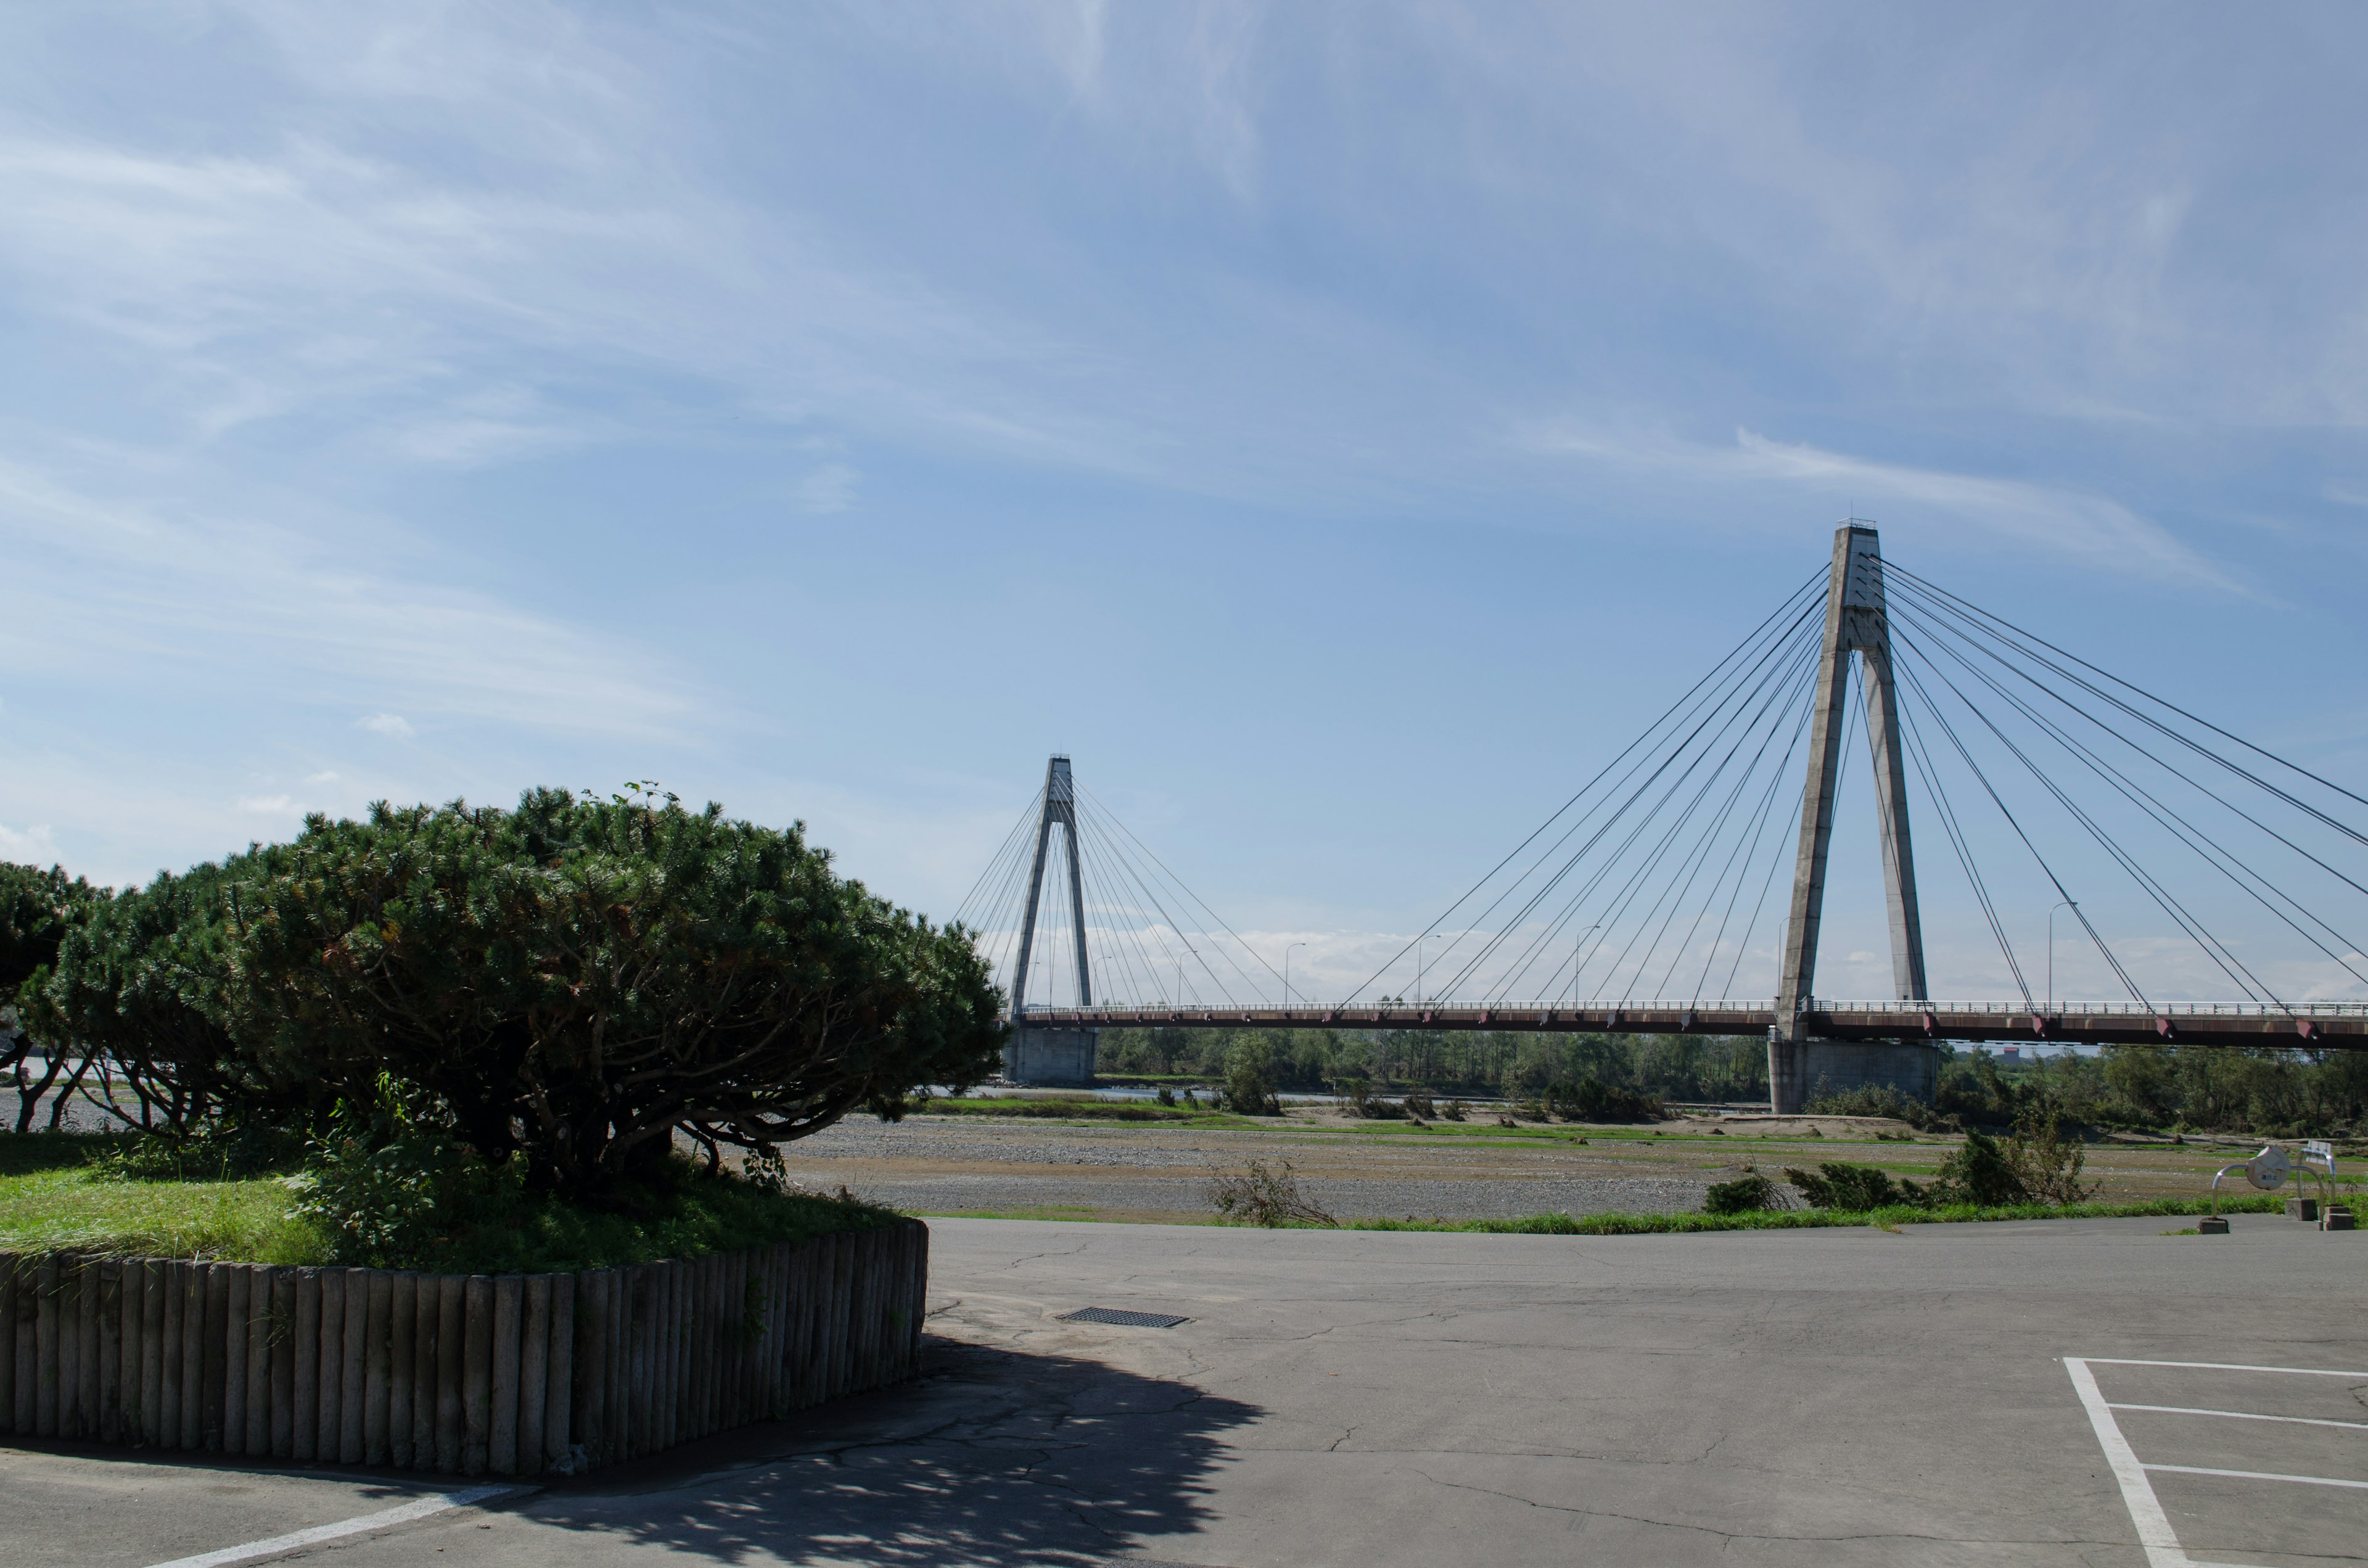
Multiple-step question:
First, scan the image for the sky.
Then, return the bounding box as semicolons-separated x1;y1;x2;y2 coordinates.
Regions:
2;2;2365;1006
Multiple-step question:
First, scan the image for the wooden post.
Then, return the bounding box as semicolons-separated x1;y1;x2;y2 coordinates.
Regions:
462;1275;493;1476
411;1272;439;1467
245;1267;274;1456
76;1256;102;1437
99;1260;126;1443
570;1270;605;1466
434;1274;466;1473
363;1270;393;1466
490;1274;522;1476
158;1259;187;1449
517;1276;549;1476
388;1273;416;1469
313;1268;344;1460
339;1269;368;1464
34;1254;60;1437
269;1268;298;1459
201;1263;230;1450
627;1266;652;1460
543;1272;574;1473
221;1266;249;1453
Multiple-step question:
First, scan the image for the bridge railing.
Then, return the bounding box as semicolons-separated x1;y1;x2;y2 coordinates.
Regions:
1020;997;2368;1018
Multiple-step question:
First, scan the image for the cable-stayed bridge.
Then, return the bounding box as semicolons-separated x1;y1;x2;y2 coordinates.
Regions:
956;523;2368;1107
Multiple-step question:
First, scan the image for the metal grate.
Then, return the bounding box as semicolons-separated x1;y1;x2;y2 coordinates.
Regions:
1059;1306;1190;1329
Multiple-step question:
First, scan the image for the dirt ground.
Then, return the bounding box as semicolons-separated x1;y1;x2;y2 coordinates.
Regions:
773;1107;2348;1224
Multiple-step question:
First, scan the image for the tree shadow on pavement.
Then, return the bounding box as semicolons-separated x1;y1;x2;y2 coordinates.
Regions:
527;1335;1260;1567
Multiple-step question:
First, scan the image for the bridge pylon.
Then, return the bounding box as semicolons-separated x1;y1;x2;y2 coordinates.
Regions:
1770;523;1936;1113
1005;755;1100;1086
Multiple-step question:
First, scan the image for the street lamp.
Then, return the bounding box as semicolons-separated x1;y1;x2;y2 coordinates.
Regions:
1418;932;1444;1006
1568;924;1603;1003
1284;941;1307;1011
1175;946;1198;1007
2048;901;2078;1012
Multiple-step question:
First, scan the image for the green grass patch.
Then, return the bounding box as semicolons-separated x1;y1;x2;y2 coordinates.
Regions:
1341;1195;2299;1236
921;1096;1248;1125
0;1130;901;1273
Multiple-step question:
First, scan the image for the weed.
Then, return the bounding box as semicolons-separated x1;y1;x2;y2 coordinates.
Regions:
1207;1159;1338;1228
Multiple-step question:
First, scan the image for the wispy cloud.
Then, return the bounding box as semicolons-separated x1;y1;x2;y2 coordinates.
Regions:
1523;423;2236;591
357;713;416;739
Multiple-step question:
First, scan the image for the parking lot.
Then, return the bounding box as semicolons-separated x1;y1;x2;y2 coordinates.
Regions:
6;1211;2362;1567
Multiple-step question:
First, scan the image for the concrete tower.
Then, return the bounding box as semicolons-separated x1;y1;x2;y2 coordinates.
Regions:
1005;755;1099;1085
1769;523;1935;1112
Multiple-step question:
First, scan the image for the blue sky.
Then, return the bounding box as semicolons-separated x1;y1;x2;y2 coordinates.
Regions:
2;3;2364;1004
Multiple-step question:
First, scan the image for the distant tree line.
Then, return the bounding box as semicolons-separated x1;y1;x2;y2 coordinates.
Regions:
1105;1024;2368;1136
1097;1025;1770;1104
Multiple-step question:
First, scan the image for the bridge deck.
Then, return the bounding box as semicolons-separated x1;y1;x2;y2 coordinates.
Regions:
1011;1001;2367;1048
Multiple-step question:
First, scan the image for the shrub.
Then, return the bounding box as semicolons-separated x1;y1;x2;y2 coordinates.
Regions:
41;790;1005;1201
1928;1127;2028;1206
1207;1159;1336;1227
1803;1082;1945;1131
1703;1173;1785;1214
1;862;103;1133
1548;1077;1661;1122
1783;1162;1932;1210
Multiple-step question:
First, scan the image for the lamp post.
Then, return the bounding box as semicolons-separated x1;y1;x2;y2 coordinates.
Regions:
1284;941;1307;1011
1176;946;1198;1008
1569;924;1603;1003
1418;933;1442;1007
2048;901;2078;1013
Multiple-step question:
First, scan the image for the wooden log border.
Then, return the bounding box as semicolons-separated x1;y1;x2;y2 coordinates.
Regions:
0;1221;927;1477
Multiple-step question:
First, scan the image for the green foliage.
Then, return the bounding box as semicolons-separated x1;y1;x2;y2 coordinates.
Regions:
1222;1037;1282;1115
87;789;1007;1199
1547;1077;1662;1122
0;861;103;1133
1346;1193;2298;1237
1804;1081;1947;1131
1096;1025;1766;1102
1783;1162;1931;1210
1703;1173;1785;1214
43;866;242;1136
1930;1126;2028;1206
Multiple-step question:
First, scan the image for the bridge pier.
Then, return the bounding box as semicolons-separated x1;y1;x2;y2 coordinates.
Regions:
1769;1033;1937;1114
1005;1025;1099;1087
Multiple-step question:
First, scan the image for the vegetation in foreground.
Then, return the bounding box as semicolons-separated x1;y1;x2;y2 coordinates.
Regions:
0;1128;897;1273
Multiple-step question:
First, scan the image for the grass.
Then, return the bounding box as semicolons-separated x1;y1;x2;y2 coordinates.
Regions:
922;1095;1251;1125
1337;1194;2303;1235
0;1131;903;1274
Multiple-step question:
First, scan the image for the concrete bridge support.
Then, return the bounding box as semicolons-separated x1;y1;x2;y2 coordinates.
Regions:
1771;523;1934;1114
1005;1025;1100;1087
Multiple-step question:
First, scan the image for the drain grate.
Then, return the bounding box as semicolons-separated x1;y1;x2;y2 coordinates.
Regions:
1059;1306;1190;1329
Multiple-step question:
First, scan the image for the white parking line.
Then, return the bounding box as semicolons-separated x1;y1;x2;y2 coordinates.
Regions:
2110;1402;2368;1433
2066;1358;2195;1568
2142;1463;2368;1491
139;1485;530;1568
2082;1358;2368;1379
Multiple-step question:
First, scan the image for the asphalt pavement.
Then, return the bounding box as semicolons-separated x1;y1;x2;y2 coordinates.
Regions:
6;1212;2362;1567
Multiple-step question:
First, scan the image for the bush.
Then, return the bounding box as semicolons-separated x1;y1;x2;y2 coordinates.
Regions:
1783;1162;1932;1210
1223;1040;1281;1115
1;862;103;1133
1548;1077;1661;1122
1804;1082;1946;1131
1703;1173;1785;1214
1207;1159;1336;1227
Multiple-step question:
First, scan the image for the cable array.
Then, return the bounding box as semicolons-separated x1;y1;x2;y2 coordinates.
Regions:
963;549;2368;1015
956;777;1285;1012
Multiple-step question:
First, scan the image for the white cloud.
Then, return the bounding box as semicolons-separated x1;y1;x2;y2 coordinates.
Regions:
304;769;340;784
0;821;60;863
358;712;416;738
1523;423;2235;591
794;462;860;515
236;794;299;815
